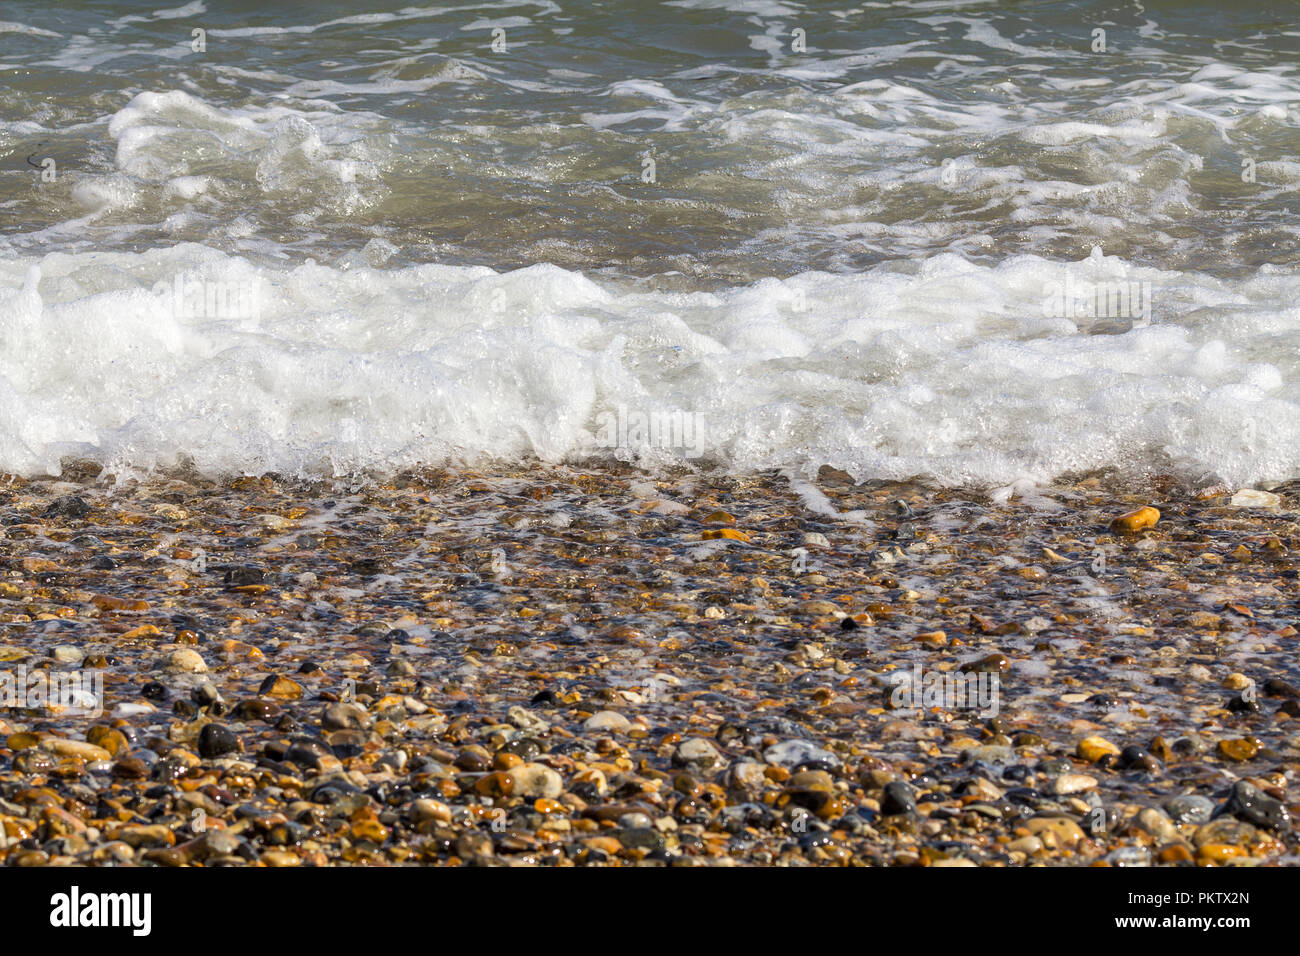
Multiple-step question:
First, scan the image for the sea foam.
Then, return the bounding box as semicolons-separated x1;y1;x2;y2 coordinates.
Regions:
1;244;1297;485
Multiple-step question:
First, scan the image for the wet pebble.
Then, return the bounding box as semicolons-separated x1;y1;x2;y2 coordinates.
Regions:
673;737;723;770
321;703;371;731
197;724;239;759
1164;795;1215;826
1215;781;1290;831
164;649;207;674
763;739;840;770
584;711;630;734
880;781;917;816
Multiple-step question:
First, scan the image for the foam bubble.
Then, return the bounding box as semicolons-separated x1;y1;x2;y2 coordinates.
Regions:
0;246;1297;486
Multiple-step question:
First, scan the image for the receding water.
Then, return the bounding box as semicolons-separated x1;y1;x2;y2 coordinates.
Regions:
0;1;1298;483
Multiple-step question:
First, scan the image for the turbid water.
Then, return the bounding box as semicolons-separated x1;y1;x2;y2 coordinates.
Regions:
0;0;1298;485
2;3;1300;873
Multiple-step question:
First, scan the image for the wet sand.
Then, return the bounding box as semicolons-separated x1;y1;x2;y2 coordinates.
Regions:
0;464;1297;866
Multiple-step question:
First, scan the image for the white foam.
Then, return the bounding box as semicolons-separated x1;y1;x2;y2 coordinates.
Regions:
0;20;61;37
663;0;803;15
0;246;1297;485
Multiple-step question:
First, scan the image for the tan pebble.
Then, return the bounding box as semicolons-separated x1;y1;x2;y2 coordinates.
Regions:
607;625;645;642
1111;506;1159;532
1076;735;1121;762
584;711;630;733
1052;773;1098;795
119;624;161;640
409;799;452;825
39;738;112;762
701;528;751;542
86;727;129;757
110;824;175;848
1006;835;1042;855
220;639;263;661
795;600;837;616
164;648;207;673
0;816;34;840
509;763;564;799
261;675;303;699
915;630;947;648
91;594;150;612
261;849;301;867
493;751;524;770
787;770;835;793
350;817;390;844
1158;843;1194;864
1024;817;1086;849
1230;489;1281;510
1217;738;1261;762
967;777;1004;801
1136;807;1179;844
1197;843;1249;865
572;768;608;796
582;836;624;855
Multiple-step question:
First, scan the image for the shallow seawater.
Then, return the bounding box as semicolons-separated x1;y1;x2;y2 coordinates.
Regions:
2;467;1298;865
0;1;1298;485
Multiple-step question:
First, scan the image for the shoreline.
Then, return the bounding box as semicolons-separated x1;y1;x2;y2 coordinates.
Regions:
0;466;1297;866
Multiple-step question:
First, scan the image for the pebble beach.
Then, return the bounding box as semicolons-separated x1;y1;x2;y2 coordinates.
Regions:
2;0;1298;885
0;464;1296;867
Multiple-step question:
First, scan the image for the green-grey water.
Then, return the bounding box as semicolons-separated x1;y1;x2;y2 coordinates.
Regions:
0;1;1297;483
